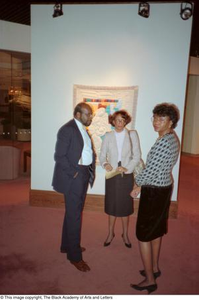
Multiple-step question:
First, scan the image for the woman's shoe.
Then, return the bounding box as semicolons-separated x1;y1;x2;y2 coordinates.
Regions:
139;269;161;279
121;234;132;248
130;283;157;294
104;234;115;247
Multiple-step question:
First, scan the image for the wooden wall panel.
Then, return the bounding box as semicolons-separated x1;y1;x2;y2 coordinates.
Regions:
30;189;178;218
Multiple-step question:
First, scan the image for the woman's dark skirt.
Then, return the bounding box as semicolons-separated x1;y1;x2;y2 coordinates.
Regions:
136;185;173;242
105;173;134;217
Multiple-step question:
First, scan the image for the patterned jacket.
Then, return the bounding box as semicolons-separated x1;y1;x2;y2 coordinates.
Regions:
136;132;180;187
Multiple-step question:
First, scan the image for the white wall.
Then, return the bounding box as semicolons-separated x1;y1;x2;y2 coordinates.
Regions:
31;4;192;200
0;20;31;53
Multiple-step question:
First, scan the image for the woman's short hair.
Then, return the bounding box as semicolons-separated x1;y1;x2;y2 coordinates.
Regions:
153;103;180;129
109;110;131;127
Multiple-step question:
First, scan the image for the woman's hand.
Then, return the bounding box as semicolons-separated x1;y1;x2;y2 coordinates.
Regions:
104;163;113;172
130;186;141;198
116;166;128;173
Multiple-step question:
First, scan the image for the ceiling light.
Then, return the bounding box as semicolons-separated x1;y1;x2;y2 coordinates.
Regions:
180;2;194;20
138;2;150;18
52;2;63;18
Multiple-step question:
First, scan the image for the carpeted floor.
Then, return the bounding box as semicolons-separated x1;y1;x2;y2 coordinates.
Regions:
0;154;199;295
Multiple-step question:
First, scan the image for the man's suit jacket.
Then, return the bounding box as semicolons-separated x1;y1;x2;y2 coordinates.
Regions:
52;119;95;194
99;128;141;174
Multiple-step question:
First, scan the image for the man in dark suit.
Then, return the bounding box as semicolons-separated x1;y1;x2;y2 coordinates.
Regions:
52;102;95;272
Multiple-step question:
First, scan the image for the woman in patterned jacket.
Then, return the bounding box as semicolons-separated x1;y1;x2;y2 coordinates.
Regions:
130;103;180;294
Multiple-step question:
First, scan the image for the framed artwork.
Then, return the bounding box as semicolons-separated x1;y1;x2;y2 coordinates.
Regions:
73;84;139;163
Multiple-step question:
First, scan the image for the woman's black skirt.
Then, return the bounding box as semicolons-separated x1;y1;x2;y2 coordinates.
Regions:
136;185;173;242
105;173;134;217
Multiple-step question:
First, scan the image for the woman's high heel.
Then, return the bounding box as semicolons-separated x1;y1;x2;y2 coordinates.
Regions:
140;269;161;279
121;234;132;248
130;283;157;294
104;234;115;247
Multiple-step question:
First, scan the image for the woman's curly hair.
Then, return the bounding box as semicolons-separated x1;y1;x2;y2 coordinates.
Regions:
153;103;180;129
109;110;131;127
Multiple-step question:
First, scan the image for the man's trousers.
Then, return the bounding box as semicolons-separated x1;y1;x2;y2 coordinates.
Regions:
61;165;90;262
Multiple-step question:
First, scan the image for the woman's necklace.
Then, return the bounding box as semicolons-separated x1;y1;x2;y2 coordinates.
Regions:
157;131;172;141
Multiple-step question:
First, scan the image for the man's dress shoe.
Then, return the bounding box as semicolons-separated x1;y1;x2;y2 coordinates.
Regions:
70;260;90;272
60;246;86;253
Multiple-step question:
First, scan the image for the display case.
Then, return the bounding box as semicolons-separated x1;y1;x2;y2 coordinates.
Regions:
0;50;31;141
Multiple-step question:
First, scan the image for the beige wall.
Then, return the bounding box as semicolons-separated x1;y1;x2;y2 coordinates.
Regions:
189;56;199;75
0;20;30;53
182;57;199;155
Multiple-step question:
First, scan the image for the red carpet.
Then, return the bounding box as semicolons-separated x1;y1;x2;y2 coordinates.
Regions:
0;155;199;295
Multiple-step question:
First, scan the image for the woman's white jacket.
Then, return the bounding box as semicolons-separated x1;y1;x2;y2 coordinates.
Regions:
99;128;141;174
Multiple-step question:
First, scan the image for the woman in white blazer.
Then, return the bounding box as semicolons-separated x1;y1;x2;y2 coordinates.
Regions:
99;110;141;248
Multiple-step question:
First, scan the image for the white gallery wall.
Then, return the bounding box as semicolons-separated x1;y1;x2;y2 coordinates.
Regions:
31;4;192;200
